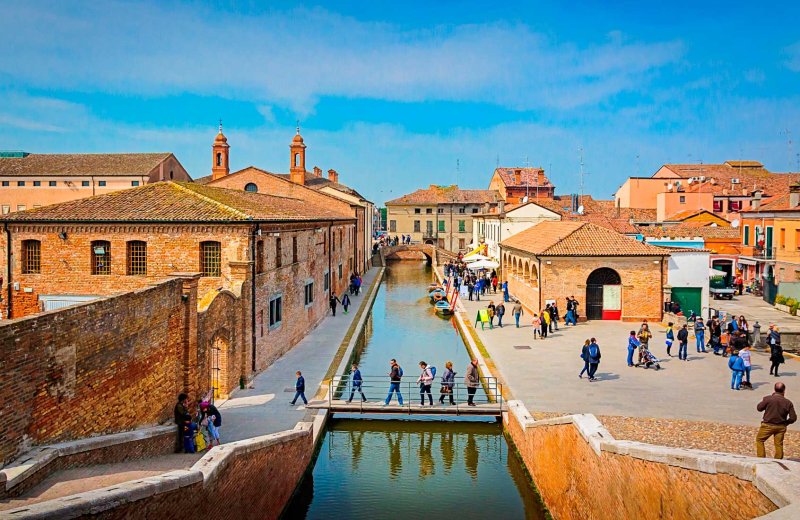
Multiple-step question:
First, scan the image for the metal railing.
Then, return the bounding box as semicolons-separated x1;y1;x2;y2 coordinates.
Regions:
328;375;503;414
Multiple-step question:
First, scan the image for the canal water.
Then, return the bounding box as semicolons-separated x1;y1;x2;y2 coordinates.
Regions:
283;261;548;519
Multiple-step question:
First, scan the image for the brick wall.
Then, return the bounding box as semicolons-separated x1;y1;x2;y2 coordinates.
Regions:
0;279;190;465
505;412;776;519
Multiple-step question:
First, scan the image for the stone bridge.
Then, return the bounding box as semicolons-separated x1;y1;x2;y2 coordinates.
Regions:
377;244;458;265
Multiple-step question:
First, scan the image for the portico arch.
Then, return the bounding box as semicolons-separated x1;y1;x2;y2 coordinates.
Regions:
586;268;622;320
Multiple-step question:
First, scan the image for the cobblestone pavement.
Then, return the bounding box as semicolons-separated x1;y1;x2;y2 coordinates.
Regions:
712;293;799;332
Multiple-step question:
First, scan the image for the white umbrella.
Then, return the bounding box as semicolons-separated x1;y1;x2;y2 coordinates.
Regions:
463;254;489;263
468;259;500;270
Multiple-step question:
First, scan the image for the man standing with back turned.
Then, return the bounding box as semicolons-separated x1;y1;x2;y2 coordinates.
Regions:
755;382;797;459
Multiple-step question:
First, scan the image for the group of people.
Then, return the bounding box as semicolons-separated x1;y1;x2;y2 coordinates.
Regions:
382;358;483;406
442;261;511;304
328;272;364;316
173;391;222;453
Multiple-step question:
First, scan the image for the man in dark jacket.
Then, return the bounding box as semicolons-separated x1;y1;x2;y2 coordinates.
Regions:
677;324;689;361
384;359;404;405
290;371;307;406
587;338;601;381
329;293;342;316
174;393;191;453
756;382;797;459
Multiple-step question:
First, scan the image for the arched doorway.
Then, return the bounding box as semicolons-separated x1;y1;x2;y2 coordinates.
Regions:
586;268;622;320
210;333;230;399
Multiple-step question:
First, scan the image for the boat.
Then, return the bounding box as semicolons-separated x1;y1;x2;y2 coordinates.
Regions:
434;300;453;315
427;282;442;291
429;289;446;303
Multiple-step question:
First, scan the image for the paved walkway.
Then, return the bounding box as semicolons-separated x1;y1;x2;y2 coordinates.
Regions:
712;293;799;332
458;293;800;428
218;267;380;442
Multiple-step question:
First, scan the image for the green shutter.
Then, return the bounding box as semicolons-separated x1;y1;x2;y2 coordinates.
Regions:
743;225;749;246
438;220;445;232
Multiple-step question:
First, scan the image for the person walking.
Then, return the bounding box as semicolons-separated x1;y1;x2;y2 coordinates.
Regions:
174;393;192;453
627;331;640;367
439;361;456;405
347;363;367;403
467;280;474;301
465;359;479;406
565;297;576;326
694;318;707;353
740;345;753;387
329;292;342;316
290;371;308;406
417;361;434;406
532;313;540;339
502;280;509;302
496;301;506;328
512;301;524;328
487;302;495;329
491;274;498;294
728;350;745;390
677;324;689;361
384;359;404;405
587;338;601;381
768;325;784;376
755;382;797;459
665;322;675;357
341;293;351;314
550;303;559;331
542;307;551;337
637;323;652;364
579;339;591;378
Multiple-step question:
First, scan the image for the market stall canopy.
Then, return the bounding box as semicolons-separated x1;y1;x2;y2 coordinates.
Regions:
463;254;489;263
468;259;500;270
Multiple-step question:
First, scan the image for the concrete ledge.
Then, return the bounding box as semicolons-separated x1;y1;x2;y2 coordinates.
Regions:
755;460;800;508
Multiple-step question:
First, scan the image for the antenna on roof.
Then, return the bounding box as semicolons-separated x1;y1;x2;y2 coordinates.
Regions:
456;158;460;186
524;155;530;201
296;119;300;134
218;118;223;133
578;147;588;208
783;129;793;172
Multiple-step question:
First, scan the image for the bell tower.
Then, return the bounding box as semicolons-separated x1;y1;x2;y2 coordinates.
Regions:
289;125;306;185
211;121;229;180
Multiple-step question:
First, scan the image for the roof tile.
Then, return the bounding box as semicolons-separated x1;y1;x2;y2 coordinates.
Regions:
0;153;172;177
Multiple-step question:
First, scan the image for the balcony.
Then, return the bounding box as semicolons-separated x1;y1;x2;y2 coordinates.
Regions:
741;245;777;261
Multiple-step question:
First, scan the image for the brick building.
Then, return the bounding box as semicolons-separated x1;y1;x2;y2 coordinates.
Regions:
0;181;356;394
0;151;191;214
488;167;555;203
500;221;669;321
385;185;500;252
195;126;374;273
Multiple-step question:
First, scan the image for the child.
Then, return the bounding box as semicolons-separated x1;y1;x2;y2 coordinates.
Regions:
183;421;197;453
342;293;351;314
665;322;674;357
290;371;307;406
532;314;540;339
627;331;640;367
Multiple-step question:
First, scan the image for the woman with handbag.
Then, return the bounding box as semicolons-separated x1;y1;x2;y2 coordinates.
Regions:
439;361;456;405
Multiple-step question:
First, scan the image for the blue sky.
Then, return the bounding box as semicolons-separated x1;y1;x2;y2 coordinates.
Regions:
1;1;799;205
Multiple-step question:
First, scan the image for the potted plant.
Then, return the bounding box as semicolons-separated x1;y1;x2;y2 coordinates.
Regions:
774;294;792;314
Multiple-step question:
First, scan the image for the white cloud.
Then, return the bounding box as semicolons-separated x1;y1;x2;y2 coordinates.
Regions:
256;105;276;124
0;1;683;111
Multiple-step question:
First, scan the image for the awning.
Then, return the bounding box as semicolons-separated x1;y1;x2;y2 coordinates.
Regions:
737;258;756;266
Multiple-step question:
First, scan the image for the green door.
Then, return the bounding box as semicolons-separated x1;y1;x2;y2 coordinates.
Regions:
765;227;773;258
671;287;702;316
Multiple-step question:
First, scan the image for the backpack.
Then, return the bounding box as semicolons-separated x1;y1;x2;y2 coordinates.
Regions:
589;344;600;360
429;366;437;379
397;366;404;378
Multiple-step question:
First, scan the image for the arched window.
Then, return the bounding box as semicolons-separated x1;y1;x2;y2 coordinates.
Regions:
91;240;111;275
169;170;174;179
126;241;147;275
244;183;258;193
200;241;221;277
21;239;41;274
216;152;222;167
294;153;300;167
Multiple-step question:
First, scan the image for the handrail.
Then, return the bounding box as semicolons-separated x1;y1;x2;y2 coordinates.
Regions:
328;375;503;415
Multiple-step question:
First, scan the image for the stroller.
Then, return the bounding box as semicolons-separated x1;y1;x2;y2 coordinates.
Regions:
639;345;662;370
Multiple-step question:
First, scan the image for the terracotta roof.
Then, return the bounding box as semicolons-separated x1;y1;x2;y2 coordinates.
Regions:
500;221;669;256
663;209;728;223
592;200;658;221
534;195;642;234
0;153;172;177
303;175;369;201
493;167;554;189
659;163;800;198
636;225;740;240
386;185;500;205
0;182;354;223
757;193;796;211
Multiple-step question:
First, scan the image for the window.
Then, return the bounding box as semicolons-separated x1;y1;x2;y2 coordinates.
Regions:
131;181;140;187
1;205;9;214
200;241;221;276
459;207;466;214
743;225;750;245
796;230;800;250
426;208;432;214
91;240;111;275
1;181;8;187
389;220;396;232
276;237;282;268
338;262;343;279
49;181;56;187
269;295;283;328
340;230;343;251
437;208;444;214
256;240;264;273
304;281;314;306
413;220;421;232
459;238;465;249
438;220;445;232
324;269;330;292
292;236;298;263
169;170;174;180
21;240;41;274
780;228;786;248
98;180;106;187
216;153;222;167
426;220;433;234
323;233;327;255
126;241;147;275
81;181;90;187
679;196;686;204
713;200;722;212
414;208;421;214
729;200;742;212
33;181;41;187
17;204;26;211
244;183;258;193
458;220;466;232
17;181;25;187
471;208;478;213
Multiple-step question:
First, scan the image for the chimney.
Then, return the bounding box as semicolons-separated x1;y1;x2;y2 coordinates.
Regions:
514;169;522;185
790;183;800;208
484;202;490;213
498;200;506;213
313;166;322;177
328;169;339;183
752;190;762;211
537;170;545;186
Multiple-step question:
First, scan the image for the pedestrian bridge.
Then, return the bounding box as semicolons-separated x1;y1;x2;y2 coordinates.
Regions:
306;375;506;417
379;244;459;265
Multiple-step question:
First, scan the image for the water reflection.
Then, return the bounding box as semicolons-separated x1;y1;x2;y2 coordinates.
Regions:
386;431;402;480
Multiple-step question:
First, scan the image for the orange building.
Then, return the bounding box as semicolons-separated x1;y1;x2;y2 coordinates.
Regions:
0;151;191;214
489;167;555;203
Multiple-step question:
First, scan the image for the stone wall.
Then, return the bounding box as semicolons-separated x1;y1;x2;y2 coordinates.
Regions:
0;279;190;466
504;402;791;519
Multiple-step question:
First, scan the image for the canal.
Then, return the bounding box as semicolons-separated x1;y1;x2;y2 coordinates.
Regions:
284;261;548;519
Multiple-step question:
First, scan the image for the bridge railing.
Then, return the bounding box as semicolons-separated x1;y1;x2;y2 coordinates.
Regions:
329;374;502;413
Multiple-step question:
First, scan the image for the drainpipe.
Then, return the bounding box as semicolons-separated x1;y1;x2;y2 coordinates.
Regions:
660;256;665;321
250;223;259;373
4;223;11;319
328;222;333;293
537;257;542;312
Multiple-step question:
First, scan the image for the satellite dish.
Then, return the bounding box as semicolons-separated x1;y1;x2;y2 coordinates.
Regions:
731;219;740;228
577;205;585;215
522;196;529;203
